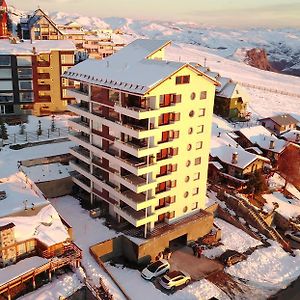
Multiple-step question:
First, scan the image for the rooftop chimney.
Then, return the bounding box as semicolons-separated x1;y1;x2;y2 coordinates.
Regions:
269;140;275;149
232;152;238;164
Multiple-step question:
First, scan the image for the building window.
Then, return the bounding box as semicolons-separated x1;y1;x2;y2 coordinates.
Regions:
200;91;207;100
189;110;195;117
169;164;177;172
175;75;190;85
195;157;202;165
19;80;33;90
175;94;182;103
192;187;199;195
184;192;189;198
0;56;11;66
169;196;176;204
19;92;34;102
0;68;12;79
183;206;188;213
192;202;198;210
173;131;180;139
197;125;204;134
199;108;206;117
171;180;177;188
187;144;192;151
194;172;200;181
167;211;175;219
188;127;193;134
61;54;74;64
171;147;179;156
18;68;32;79
0;81;12;91
17;56;32;66
186;160;191;167
190;92;196;100
196;141;203;150
185;176;190;182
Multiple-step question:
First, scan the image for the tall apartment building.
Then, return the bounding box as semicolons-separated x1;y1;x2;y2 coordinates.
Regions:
65;39;218;237
0;39;75;117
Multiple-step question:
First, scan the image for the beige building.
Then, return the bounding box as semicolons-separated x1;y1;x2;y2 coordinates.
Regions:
65;39;219;237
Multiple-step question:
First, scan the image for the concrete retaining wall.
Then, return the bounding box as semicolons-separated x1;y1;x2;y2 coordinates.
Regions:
36;177;73;198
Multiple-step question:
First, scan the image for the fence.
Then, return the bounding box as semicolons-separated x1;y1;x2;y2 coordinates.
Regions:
237;81;300;99
2;127;70;146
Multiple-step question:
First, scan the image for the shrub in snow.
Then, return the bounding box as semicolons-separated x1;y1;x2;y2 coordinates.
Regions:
0;119;8;140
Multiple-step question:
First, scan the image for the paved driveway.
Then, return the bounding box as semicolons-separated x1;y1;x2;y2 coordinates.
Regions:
169;246;223;280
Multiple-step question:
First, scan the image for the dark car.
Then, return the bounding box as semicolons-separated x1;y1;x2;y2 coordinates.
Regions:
219;250;246;266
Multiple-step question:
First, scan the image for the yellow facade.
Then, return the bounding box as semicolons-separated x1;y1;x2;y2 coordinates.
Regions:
33;51;74;116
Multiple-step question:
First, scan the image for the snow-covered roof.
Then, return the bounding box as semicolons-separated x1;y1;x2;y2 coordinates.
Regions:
191;63;249;101
239;125;288;153
260;114;299;126
21;163;72;183
61;29;85;35
245;146;264;155
0;173;49;218
0;40;76;55
211;143;269;169
209;161;224;170
281;130;300;143
0;204;69;247
0;256;49;286
64;39;219;95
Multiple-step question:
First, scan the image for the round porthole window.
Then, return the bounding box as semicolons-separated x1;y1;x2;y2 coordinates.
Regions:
184;192;189;198
188;127;193;134
183;206;188;213
189;110;195;117
190;92;196;100
186;160;191;167
187;144;192;151
185;176;190;182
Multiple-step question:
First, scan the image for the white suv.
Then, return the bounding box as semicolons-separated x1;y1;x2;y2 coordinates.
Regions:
159;270;191;291
141;259;170;280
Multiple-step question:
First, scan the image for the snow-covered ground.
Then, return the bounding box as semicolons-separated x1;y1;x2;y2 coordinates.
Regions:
22;163;72;182
18;273;84;300
203;218;262;259
263;192;300;219
106;263;230;300
227;242;300;290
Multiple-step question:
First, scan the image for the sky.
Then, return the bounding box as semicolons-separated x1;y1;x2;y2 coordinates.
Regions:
9;0;300;28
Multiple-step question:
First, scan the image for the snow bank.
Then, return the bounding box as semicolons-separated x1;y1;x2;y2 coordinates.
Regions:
227;242;300;289
203;218;262;259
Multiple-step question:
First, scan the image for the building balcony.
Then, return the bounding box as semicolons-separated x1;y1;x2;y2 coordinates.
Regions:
69;118;90;134
37;61;50;67
37;73;50;79
92;128;114;141
68;103;91;119
72;171;91;193
67;88;89;102
69;160;93;181
69;132;90;149
70;146;90;165
117;189;156;211
38;83;51;91
114;103;158;120
114;205;156;227
114;138;157;158
92;157;117;174
91;94;114;107
121;122;158;139
114;172;156;194
91;173;120;199
93;188;118;206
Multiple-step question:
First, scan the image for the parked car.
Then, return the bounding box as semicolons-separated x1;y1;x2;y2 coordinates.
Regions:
141;259;170;280
159;270;191;291
219;250;246;266
285;230;300;243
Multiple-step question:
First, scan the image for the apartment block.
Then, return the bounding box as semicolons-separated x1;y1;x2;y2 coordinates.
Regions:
64;39;218;237
0;39;76;117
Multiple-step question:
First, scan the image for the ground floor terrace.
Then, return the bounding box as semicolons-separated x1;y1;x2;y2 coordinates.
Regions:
0;243;82;300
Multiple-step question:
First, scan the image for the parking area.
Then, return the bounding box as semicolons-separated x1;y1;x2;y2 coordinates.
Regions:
169;246;224;280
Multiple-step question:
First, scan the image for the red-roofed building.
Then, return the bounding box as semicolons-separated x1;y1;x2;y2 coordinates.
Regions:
0;0;8;39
